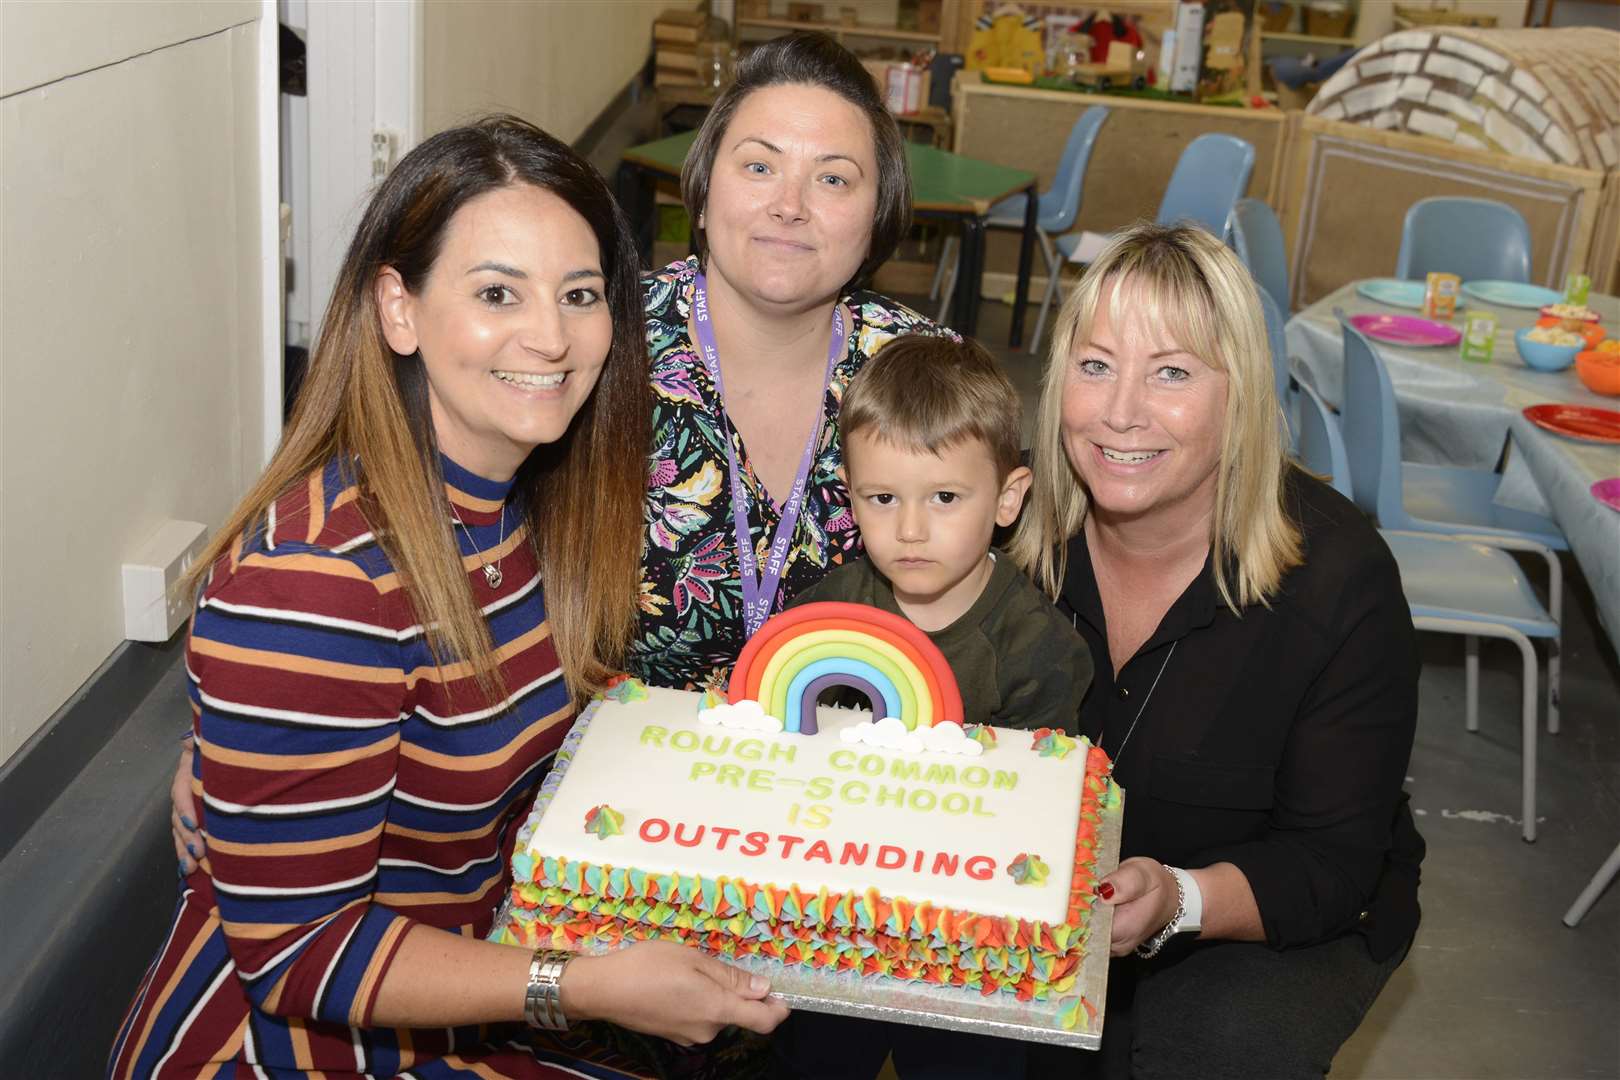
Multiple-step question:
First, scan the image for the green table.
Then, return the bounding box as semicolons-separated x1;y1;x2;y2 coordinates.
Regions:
618;130;1040;345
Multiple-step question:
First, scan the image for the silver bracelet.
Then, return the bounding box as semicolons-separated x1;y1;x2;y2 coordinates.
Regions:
524;947;573;1030
1135;865;1186;960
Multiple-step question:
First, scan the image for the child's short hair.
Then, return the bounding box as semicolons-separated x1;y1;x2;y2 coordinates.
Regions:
840;334;1022;478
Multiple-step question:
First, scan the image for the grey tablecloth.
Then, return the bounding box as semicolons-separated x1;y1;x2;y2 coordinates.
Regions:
1286;283;1620;644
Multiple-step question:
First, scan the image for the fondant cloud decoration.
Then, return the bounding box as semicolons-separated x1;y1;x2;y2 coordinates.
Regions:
839;715;985;757
696;698;784;733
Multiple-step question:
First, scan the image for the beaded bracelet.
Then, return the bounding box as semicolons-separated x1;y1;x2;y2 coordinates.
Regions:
1135;867;1187;960
524;948;573;1030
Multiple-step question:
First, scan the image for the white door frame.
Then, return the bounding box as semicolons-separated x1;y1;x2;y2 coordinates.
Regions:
299;0;423;347
256;0;283;470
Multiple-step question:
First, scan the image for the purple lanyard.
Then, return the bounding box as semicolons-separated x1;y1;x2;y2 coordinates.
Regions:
691;273;848;639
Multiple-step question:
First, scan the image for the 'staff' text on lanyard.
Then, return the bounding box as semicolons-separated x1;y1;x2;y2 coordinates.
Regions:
691;274;848;639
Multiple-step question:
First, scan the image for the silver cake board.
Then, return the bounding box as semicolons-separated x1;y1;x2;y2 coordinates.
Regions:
728;795;1121;1050
501;702;1123;1049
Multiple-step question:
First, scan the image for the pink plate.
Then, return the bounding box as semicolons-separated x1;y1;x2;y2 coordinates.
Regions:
1593;478;1620;512
1524;404;1620;444
1349;313;1462;348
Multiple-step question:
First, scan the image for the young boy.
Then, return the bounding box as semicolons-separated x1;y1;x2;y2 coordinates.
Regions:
798;333;1092;734
773;335;1094;1079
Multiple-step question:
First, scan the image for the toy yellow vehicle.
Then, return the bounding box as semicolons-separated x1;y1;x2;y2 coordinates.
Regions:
1069;40;1148;91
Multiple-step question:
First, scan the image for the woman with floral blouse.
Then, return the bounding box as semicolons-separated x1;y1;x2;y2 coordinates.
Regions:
627;33;955;690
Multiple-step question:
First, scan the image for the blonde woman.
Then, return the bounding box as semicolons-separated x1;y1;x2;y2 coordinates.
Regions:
1010;223;1423;1078
112;117;786;1080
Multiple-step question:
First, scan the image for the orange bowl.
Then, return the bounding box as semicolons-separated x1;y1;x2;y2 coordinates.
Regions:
1576;349;1620;396
1540;305;1602;333
1580;322;1606;349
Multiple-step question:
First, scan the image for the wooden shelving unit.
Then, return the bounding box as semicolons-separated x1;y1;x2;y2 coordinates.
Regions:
734;16;942;46
1261;30;1357;46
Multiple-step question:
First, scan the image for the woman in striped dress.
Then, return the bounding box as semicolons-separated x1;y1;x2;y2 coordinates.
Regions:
108;116;788;1080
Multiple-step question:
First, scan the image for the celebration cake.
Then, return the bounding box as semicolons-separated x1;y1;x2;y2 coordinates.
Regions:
497;603;1119;1014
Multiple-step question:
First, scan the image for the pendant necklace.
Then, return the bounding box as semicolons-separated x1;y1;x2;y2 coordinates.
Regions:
1076;606;1177;773
1108;640;1176;769
453;502;506;590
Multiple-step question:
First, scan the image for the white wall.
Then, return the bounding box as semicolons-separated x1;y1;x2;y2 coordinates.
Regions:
0;1;273;762
422;0;670;142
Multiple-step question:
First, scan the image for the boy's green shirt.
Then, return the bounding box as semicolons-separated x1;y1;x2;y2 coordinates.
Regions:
791;551;1093;735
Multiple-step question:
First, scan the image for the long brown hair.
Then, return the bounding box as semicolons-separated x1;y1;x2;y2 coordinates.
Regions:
184;115;650;700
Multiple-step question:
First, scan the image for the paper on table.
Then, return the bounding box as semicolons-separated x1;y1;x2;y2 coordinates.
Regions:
1066;231;1115;265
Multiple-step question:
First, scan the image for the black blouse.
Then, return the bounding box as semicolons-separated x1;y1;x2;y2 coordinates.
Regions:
1059;470;1424;960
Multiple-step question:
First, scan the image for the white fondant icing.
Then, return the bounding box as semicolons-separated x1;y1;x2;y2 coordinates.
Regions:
525;686;1085;926
697;698;783;732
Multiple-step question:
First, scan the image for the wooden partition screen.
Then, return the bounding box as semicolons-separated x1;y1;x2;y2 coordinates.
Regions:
951;80;1289;283
1278;113;1613;308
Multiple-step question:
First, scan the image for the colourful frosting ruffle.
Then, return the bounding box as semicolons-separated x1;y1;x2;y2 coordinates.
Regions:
965;724;997;749
583;804;624;840
1030;728;1077;760
600;676;650;704
1007;853;1049;886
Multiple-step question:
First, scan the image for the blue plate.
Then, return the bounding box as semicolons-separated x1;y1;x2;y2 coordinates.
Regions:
1356;278;1426;309
1461;280;1564;309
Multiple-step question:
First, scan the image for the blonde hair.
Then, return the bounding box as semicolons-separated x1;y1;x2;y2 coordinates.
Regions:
1009;221;1301;610
840;334;1023;479
182;117;650;702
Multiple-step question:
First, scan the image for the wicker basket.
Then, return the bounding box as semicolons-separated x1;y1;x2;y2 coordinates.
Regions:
1393;4;1498;28
1260;2;1295;33
1306;2;1354;38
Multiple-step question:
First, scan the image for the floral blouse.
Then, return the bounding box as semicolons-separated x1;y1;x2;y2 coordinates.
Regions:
628;256;956;691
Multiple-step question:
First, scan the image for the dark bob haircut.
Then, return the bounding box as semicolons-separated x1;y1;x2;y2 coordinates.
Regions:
679;32;912;289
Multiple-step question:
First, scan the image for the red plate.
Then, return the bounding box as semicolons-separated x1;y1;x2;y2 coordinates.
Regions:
1523;404;1620;444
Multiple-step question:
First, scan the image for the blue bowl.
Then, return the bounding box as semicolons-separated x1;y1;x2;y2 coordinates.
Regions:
1515;328;1581;372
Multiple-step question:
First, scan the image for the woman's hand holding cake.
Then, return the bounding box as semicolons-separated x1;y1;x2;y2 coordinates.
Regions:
559;941;788;1047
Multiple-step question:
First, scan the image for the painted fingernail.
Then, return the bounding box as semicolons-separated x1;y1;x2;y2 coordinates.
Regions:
180;815;195;830
1095;882;1115;900
186;843;200;858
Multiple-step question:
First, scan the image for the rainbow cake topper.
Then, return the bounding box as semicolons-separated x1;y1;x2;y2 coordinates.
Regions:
727;602;965;735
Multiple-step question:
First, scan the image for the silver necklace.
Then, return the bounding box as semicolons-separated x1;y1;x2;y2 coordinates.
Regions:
453;503;506;590
1075;606;1177;772
1108;640;1176;769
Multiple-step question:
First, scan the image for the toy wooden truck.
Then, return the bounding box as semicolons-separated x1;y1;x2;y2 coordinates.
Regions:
1069;40;1148;91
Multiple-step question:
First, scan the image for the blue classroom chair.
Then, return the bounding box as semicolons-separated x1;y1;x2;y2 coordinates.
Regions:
1035;133;1256;353
931;106;1111;350
1337;315;1565;738
1231;197;1290;314
1293;378;1559;843
1395;196;1533;284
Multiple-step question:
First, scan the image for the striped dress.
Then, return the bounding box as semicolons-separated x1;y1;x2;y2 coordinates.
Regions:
108;455;638;1080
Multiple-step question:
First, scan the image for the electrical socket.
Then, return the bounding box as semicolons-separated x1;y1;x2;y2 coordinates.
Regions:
122;520;209;642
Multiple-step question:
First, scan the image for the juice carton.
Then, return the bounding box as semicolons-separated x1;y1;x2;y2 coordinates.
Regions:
1564;272;1592;307
1424;272;1461;320
1459;309;1497;363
